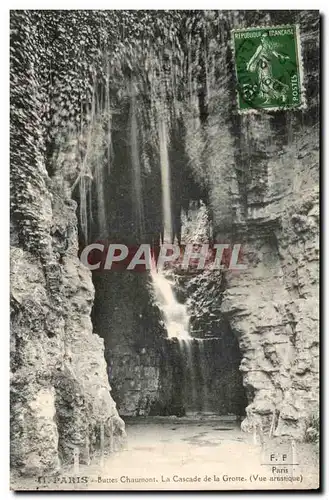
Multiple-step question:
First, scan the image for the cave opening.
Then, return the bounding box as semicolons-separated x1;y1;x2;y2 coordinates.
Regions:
89;268;248;420
68;19;248;422
79;190;248;420
72;121;249;422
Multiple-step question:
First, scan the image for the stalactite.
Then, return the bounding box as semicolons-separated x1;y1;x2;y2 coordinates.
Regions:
12;9;251;251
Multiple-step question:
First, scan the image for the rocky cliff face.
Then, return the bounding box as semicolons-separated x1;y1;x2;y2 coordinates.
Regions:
221;146;319;440
10;87;126;476
10;11;127;476
209;12;319;439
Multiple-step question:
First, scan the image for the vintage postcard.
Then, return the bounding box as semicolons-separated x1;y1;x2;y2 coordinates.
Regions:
10;9;320;491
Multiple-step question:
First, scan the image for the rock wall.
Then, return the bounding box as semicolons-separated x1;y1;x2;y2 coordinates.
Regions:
92;272;166;416
10;172;126;476
210;11;320;439
10;15;125;473
109;346;161;416
220;163;319;440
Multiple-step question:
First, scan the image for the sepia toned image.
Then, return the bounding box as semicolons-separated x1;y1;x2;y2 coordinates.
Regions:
10;9;320;491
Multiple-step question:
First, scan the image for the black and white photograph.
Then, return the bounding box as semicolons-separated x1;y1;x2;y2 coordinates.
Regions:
9;8;320;492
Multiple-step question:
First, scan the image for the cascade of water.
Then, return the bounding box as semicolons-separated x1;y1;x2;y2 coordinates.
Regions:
78;95;96;244
76;83;110;242
150;266;190;339
130;82;144;239
175;338;210;414
94;118;107;238
197;339;210;412
157;112;172;242
79;174;89;243
151;108;190;341
151;108;209;415
181;338;197;410
105;57;112;177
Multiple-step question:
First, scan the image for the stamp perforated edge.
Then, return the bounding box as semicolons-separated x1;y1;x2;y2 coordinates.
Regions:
230;24;307;114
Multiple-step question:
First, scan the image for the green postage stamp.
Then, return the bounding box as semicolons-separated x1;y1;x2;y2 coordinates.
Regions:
232;25;304;112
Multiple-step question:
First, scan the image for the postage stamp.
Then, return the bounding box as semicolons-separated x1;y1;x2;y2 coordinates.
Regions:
232;25;304;112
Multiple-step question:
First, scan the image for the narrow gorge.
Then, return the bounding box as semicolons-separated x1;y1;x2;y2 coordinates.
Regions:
10;10;319;479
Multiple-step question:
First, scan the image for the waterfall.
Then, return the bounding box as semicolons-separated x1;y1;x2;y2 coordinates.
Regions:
152;108;190;341
130;82;144;239
179;339;210;413
157;112;172;242
150;267;190;340
151;264;203;413
150;259;207;413
150;110;209;415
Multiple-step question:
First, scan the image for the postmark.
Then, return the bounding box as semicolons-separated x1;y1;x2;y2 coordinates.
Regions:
232;25;304;112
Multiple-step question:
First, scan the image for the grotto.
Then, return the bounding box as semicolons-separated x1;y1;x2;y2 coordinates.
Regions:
10;9;319;486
